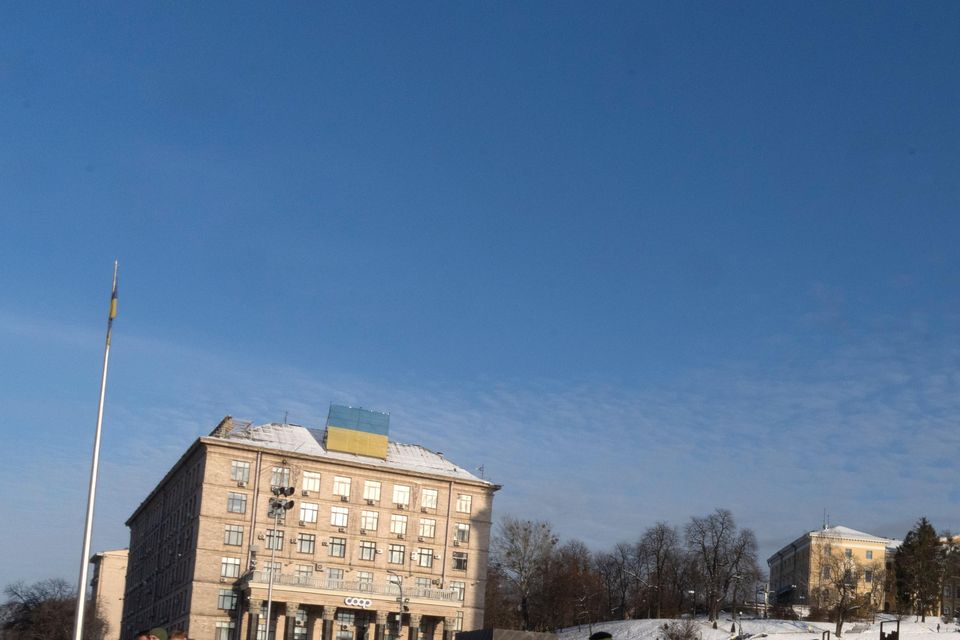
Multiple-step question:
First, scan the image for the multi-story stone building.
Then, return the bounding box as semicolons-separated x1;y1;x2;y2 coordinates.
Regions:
121;405;499;640
767;525;898;613
91;548;129;640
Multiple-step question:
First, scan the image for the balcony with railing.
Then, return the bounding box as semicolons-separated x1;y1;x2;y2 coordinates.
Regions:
241;571;457;602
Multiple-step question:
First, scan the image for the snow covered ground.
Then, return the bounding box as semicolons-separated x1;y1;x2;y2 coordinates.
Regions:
558;617;956;640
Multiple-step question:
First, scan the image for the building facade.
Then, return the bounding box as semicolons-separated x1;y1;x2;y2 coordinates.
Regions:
91;548;129;640
121;406;499;640
767;525;898;613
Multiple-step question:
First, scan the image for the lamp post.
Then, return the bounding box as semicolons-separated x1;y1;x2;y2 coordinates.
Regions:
688;590;696;619
265;485;295;640
731;575;744;637
387;570;410;640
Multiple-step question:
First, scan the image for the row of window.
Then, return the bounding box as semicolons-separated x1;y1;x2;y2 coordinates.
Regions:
257;533;468;569
841;548;874;560
225;497;471;541
819;567;875;583
216;576;467;612
229;462;474;513
220;545;469;576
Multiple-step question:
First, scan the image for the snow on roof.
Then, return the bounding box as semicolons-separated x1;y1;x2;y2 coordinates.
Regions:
811;525;896;543
211;421;492;485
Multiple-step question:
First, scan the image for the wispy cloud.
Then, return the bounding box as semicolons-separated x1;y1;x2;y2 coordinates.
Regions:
3;309;959;582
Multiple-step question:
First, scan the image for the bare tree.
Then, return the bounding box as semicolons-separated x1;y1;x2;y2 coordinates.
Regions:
491;516;558;630
812;547;883;636
3;578;106;640
685;509;759;622
640;522;682;619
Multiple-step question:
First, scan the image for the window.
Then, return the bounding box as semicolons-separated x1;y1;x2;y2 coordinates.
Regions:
218;589;238;610
363;480;381;501
272;466;291;487
215;622;235;640
388;544;405;564
230;460;250;483
227;492;247;514
295;564;314;582
359;541;377;561
393;484;411;506
390;514;408;536
255;603;276;640
455;523;470;543
263;560;281;573
821;566;831;579
224;524;244;546
330;506;349;527
419;518;436;538
417;547;434;568
415;577;432;596
450;581;465;602
333;476;351;498
357;571;373;592
865;570;874;583
456;494;472;514
297;533;316;554
300;502;319;523
361;510;379;531
221;557;241;578
302;471;321;493
454;612;463;632
294;610;308;640
326;568;344;589
844;548;852;558
866;550;873;560
452;551;467;570
329;537;346;558
421;488;438;510
265;529;284;551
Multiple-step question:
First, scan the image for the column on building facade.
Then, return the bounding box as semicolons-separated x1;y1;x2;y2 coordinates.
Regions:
374;611;388;640
284;603;300;640
247;599;262;640
274;608;286;640
321;606;336;640
442;618;456;640
406;614;421;640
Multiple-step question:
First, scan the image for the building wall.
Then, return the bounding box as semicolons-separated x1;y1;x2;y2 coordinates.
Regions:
123;428;497;640
768;529;891;612
92;549;129;640
121;445;206;638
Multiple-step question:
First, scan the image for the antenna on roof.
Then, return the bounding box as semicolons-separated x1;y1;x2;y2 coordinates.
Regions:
477;465;485;479
283;410;288;425
823;508;827;530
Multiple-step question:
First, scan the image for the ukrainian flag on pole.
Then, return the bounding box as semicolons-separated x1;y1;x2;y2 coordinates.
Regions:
106;261;118;344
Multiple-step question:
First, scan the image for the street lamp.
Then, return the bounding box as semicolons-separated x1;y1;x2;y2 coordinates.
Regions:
265;485;295;640
387;570;411;640
688;590;696;619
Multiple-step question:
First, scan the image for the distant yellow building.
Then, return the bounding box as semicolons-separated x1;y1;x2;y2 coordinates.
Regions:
767;525;899;613
91;549;129;640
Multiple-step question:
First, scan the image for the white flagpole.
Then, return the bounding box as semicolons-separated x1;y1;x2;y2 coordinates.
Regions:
72;261;119;640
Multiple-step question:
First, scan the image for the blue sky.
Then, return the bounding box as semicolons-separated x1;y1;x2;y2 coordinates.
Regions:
1;2;959;585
